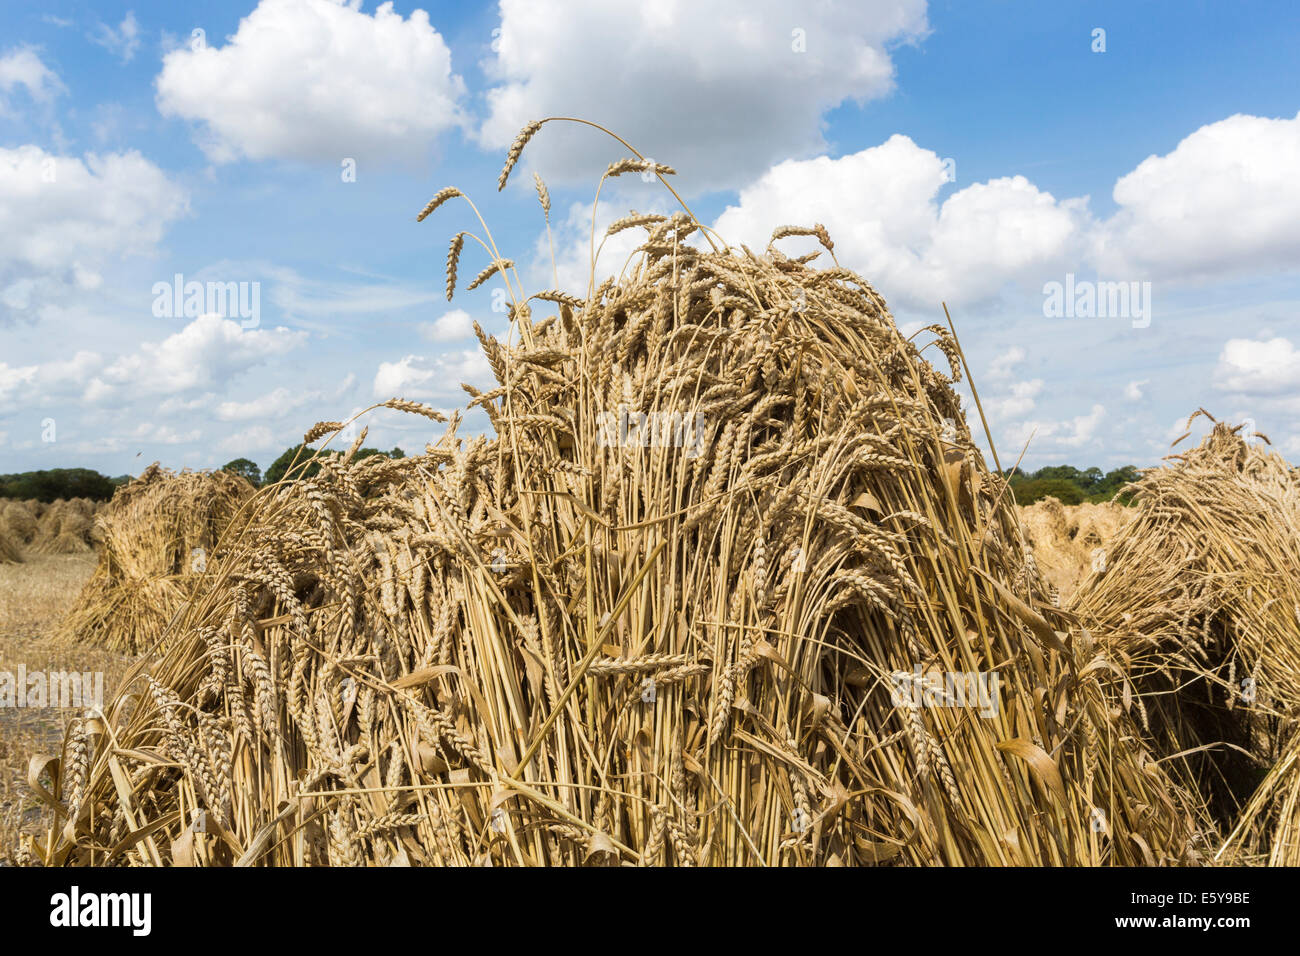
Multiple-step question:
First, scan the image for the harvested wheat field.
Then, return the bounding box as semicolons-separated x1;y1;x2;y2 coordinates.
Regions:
63;465;254;654
0;553;133;863
13;120;1218;868
1017;498;1133;603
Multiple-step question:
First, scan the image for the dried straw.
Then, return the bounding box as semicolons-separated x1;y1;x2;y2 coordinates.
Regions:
1;500;39;545
1018;497;1132;603
0;512;23;564
1072;414;1300;863
27;122;1201;867
29;499;98;554
62;464;254;654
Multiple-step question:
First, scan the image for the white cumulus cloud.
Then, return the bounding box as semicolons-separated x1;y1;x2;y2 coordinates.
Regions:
712;135;1089;311
0;145;188;318
681;111;1300;314
480;0;928;192
373;350;492;399
156;0;466;164
1213;336;1300;396
421;308;475;342
0;350;102;413
1095;111;1300;281
89;314;307;398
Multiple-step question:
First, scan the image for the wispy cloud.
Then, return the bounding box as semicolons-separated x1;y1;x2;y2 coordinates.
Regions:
91;12;142;64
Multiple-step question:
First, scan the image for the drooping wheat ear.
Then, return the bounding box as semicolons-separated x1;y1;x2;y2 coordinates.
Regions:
708;660;737;747
913;324;963;383
303;421;343;444
606;212;667;239
328;801;364;867
606;158;677;178
473;321;507;384
467;258;513;292
498;120;544;191
416;187;463;222
769;224;834;254
462;383;505;409
533;172;551;219
532;289;584;308
63;720;91;820
382;398;447;422
446;232;466;301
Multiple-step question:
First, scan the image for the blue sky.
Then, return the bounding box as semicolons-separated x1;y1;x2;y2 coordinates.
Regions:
1;0;1298;477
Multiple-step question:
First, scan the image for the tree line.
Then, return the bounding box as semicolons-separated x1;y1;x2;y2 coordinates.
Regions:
221;444;405;486
3;454;1132;506
0;445;406;502
1004;464;1141;506
0;468;125;503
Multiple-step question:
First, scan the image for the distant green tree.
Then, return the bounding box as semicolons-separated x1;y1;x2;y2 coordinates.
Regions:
221;457;262;486
1032;465;1082;484
264;445;317;485
1010;478;1086;506
263;445;407;485
1002;463;1140;506
1088;465;1142;503
0;468;116;502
